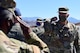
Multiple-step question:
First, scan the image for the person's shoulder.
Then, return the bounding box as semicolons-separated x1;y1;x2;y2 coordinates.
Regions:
68;22;76;29
68;22;76;26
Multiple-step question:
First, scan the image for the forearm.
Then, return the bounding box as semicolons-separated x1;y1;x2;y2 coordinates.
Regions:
28;32;48;49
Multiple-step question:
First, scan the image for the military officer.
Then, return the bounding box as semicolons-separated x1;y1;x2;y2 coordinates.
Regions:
0;0;50;53
41;7;79;53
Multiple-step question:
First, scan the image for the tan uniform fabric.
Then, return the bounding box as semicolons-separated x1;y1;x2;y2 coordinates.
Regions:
0;30;20;53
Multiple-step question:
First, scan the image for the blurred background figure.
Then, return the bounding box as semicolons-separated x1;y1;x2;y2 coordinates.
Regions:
36;18;44;27
32;18;45;37
50;16;57;25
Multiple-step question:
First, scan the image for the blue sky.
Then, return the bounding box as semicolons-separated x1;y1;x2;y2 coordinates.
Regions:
15;0;80;20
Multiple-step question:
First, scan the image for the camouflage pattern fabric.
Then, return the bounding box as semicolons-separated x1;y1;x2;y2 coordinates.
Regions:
43;21;53;35
0;30;40;53
0;0;16;8
8;23;26;42
31;26;45;38
7;7;50;53
10;38;34;53
0;30;20;53
27;32;50;53
0;2;50;53
41;21;78;53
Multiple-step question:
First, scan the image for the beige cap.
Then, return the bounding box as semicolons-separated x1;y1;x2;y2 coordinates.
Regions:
58;7;69;13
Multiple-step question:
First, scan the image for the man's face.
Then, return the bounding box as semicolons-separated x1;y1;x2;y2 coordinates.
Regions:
59;12;69;22
36;22;44;27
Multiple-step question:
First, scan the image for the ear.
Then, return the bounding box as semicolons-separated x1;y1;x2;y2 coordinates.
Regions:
67;14;69;17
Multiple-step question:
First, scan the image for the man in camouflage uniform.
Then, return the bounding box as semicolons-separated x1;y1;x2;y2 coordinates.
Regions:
31;18;45;38
0;0;50;53
41;7;79;53
0;30;41;53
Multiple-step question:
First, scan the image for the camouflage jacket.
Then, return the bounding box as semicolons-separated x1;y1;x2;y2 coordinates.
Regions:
51;21;78;48
41;21;79;53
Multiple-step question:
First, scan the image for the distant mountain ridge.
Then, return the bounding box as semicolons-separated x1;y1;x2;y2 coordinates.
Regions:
68;17;80;23
22;17;38;26
22;17;80;26
22;17;39;21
